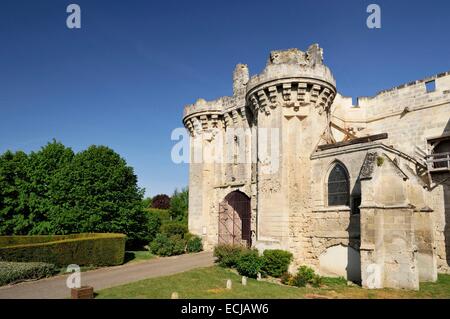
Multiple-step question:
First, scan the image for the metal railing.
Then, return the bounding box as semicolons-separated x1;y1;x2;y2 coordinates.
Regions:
426;152;450;172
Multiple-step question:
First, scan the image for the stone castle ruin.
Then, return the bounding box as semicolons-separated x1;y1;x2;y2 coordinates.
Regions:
182;44;450;290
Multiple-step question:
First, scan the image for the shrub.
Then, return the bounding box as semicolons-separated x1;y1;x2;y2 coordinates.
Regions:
149;234;187;257
186;235;203;253
262;249;293;278
149;234;173;256
280;272;294;286
292;266;322;288
0;233;126;267
160;221;188;238
213;244;247;268
235;250;264;278
170;235;187;255
151;194;171;209
146;212;161;243
0;261;58;286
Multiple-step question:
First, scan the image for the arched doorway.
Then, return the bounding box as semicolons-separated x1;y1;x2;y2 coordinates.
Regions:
218;191;251;247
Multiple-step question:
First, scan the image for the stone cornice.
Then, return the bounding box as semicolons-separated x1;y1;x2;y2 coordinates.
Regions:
247;78;336;116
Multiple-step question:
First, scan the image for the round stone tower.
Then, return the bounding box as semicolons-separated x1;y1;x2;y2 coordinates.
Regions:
246;44;337;259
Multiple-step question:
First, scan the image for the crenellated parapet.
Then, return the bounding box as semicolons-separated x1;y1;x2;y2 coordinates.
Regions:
183;64;251;136
183;44;337;136
183;97;249;136
246;45;336;116
183;98;223;136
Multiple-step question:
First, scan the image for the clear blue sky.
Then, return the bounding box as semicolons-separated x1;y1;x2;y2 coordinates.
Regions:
1;0;449;197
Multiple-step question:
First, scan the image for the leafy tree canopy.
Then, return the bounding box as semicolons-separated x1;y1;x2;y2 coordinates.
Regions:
169;187;188;221
151;194;170;210
0;141;147;246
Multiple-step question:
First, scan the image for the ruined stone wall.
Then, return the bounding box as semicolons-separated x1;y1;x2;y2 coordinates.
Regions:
360;75;450;272
307;144;371;275
358;151;420;290
183;65;254;250
333;72;450;273
182;45;450;286
431;177;450;273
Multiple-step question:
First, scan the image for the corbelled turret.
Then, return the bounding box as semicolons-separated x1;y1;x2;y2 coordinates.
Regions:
247;44;336;117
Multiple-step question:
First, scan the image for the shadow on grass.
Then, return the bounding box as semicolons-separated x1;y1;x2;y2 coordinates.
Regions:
124;252;136;264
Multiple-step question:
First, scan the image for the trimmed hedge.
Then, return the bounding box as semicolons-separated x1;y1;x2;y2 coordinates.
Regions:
0;261;57;286
0;233;126;267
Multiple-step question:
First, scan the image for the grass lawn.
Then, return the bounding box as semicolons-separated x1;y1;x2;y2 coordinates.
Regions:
55;251;155;274
124;251;155;264
95;266;450;299
54;251;155;276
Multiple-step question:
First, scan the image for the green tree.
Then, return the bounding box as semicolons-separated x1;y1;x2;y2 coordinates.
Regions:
27;141;74;234
0;150;30;235
0;142;148;247
48;145;148;246
169;187;188;221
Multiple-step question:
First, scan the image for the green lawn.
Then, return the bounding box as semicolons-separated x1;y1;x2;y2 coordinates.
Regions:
124;251;155;264
55;251;155;274
95;266;450;299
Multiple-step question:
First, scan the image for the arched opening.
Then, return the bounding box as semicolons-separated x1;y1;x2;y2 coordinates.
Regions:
327;162;350;206
218;191;251;247
319;244;361;282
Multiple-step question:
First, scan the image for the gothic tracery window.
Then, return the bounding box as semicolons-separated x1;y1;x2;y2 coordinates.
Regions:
327;163;350;206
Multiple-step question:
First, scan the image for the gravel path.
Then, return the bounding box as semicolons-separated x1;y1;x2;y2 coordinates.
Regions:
0;251;214;299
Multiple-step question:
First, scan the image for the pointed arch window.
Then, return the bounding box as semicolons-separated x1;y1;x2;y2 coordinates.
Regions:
327;163;350;206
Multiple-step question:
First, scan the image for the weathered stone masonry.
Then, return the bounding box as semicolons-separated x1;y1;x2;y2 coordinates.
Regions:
182;44;450;290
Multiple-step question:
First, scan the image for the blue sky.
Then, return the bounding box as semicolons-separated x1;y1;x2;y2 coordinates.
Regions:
1;0;449;197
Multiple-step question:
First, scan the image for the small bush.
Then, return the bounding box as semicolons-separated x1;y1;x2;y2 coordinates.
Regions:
262;249;293;278
149;234;187;257
0;262;57;286
149;234;173;256
280;272;294;286
170;235;187;256
235;250;264;278
292;266;322;288
160;221;188;238
213;244;247;268
186;235;203;253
